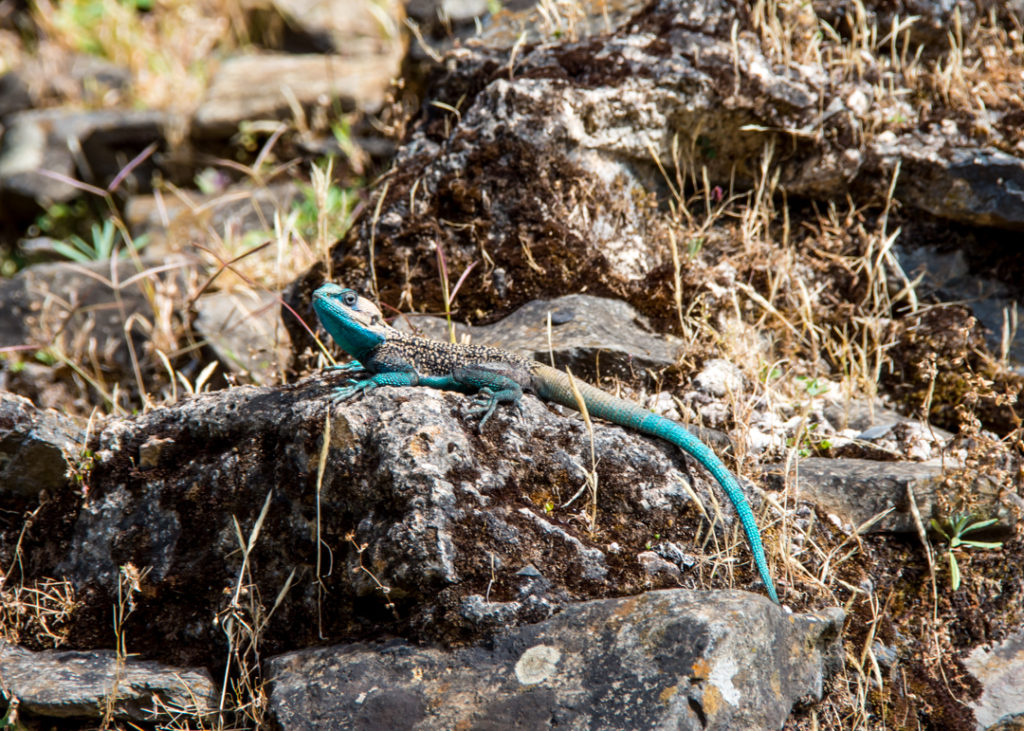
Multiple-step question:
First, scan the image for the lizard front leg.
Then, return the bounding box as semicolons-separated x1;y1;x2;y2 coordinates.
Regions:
325;360;366;374
329;370;419;403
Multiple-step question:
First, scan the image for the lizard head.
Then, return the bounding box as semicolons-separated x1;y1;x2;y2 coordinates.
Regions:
312;283;389;357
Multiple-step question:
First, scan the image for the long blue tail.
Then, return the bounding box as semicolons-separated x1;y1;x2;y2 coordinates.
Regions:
533;364;778;603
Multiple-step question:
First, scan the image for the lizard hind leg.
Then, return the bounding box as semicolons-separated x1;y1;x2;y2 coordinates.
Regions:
454;366;524;431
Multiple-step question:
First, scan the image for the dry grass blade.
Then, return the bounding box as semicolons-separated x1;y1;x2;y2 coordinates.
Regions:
564;368;599;533
315;412;331;638
108;141;158;193
368;180;390;300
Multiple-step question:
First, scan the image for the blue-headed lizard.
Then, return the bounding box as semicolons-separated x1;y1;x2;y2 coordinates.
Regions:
312;283;779;603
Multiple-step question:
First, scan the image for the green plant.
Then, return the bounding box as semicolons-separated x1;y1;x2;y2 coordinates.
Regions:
51;219;148;263
796;375;830;397
293;178;360;242
930;514;1004;591
788;422;831;457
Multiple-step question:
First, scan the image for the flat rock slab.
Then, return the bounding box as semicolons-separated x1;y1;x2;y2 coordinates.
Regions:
397;294;685;380
874;135;1024;231
261;0;404;55
763;457;1024;533
0;639;216;721
0;108;168;214
193;53;401;138
266;590;844;731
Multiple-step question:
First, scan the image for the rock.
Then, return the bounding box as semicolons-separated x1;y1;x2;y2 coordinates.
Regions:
0;46;131;114
763;457;1024;533
407;0;488;26
394;294;686;381
693;358;745;398
966;625;1024;729
44;373;772;667
874;137;1024;231
985;712;1024;731
294;0;1024;336
637;550;683;582
0;639;216;721
0;256;197;376
894;240;1024;367
822;398;953;437
0;70;31;118
254;0;404;55
812;0;979;51
0;108;168;217
193;289;291;383
192;52;402;139
265;591;844;730
0;391;84;498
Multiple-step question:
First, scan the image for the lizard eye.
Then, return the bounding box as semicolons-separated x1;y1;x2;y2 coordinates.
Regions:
342;291;357;307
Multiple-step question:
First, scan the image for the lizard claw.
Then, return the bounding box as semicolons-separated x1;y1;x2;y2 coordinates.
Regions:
331;378;376;403
467;390;500;431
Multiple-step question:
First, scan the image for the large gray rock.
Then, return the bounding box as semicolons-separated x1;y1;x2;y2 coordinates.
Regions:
319;0;840;321
0;639;216;721
49;371;776;667
303;0;1024;341
266;590;844;731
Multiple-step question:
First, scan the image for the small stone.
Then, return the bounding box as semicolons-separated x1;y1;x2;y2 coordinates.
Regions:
637;550;683;582
693;359;744;398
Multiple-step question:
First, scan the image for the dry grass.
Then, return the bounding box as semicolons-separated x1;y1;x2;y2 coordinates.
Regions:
28;0;246;111
753;0;1024;150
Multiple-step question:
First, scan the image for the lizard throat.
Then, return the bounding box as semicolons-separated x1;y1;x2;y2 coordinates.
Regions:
312;299;385;358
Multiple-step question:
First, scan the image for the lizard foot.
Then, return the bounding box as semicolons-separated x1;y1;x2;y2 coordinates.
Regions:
467;387;523;431
331;378;376;403
467;388;500;431
325;360;365;374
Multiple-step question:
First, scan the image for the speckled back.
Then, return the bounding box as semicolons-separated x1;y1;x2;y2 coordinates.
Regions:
367;330;533;377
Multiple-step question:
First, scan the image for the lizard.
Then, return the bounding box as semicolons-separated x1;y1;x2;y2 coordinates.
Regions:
312;282;779;604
